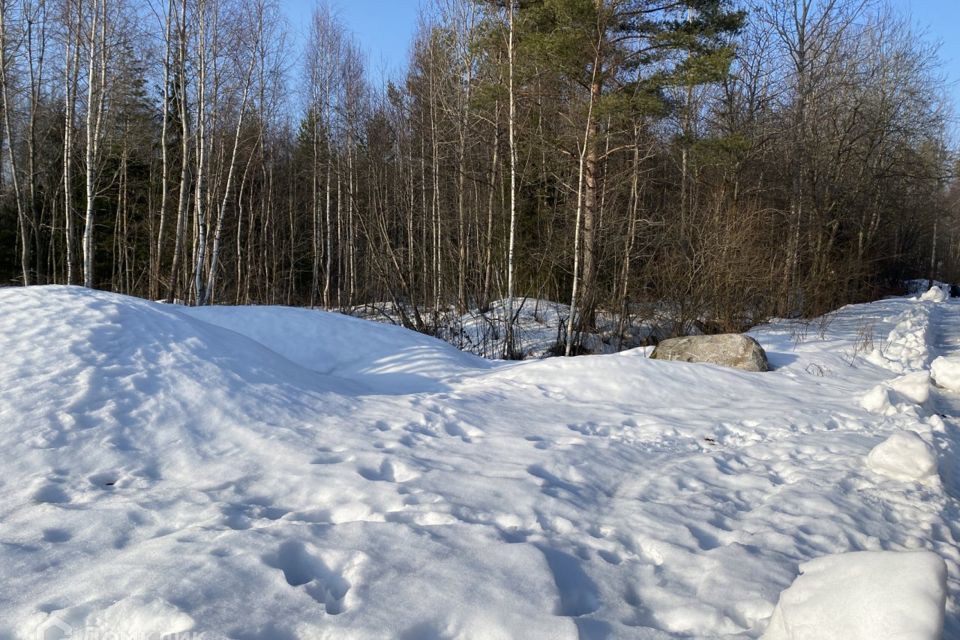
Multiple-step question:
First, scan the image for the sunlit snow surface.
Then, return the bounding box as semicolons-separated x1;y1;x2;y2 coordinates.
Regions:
0;286;956;639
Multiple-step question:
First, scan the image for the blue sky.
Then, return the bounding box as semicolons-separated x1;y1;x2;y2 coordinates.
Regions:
906;0;960;117
279;0;960;115
279;0;423;84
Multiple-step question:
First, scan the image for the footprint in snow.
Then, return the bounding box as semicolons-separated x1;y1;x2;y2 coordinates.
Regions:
357;459;420;483
42;528;73;543
525;435;552;450
311;452;346;465
443;421;483;443
220;503;289;530
686;524;722;551
404;421;441;438
263;541;356;615
536;545;601;617
537;385;565;400
33;483;70;504
597;549;622;565
88;472;119;488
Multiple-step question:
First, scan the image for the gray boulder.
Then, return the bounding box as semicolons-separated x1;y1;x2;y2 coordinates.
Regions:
650;334;769;372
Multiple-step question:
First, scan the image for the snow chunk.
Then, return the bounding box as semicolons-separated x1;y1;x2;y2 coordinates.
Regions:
919;286;947;302
866;431;938;482
931;355;960;392
860;385;894;415
863;372;932;413
87;597;195;637
763;550;946;640
887;371;931;405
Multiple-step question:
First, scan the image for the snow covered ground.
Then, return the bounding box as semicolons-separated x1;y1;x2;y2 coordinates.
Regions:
0;286;957;639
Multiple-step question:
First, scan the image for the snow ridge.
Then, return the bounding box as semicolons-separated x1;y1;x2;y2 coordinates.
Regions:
866;301;935;374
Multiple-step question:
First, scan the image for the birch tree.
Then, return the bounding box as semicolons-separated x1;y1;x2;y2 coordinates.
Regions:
80;0;109;287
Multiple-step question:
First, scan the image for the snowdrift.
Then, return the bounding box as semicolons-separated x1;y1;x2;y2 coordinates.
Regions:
183;303;494;393
0;286;956;639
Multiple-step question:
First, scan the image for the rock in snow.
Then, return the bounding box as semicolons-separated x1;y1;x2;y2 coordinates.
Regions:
931;355;960;392
866;431;938;482
650;334;769;371
762;550;947;640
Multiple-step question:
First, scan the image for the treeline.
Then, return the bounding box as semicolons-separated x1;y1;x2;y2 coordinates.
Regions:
0;0;956;352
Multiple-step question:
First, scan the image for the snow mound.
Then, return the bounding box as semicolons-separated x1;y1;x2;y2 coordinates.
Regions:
920;286;948;302
763;550;946;640
931;355;960;392
866;431;938;482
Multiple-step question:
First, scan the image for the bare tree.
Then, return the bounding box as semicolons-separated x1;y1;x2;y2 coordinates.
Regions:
62;0;81;284
80;0;109;287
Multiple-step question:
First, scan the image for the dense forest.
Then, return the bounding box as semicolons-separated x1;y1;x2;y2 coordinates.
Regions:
0;0;956;354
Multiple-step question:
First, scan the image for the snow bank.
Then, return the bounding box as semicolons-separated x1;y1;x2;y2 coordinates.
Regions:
762;550;946;640
866;431;938;482
931;355;960;392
